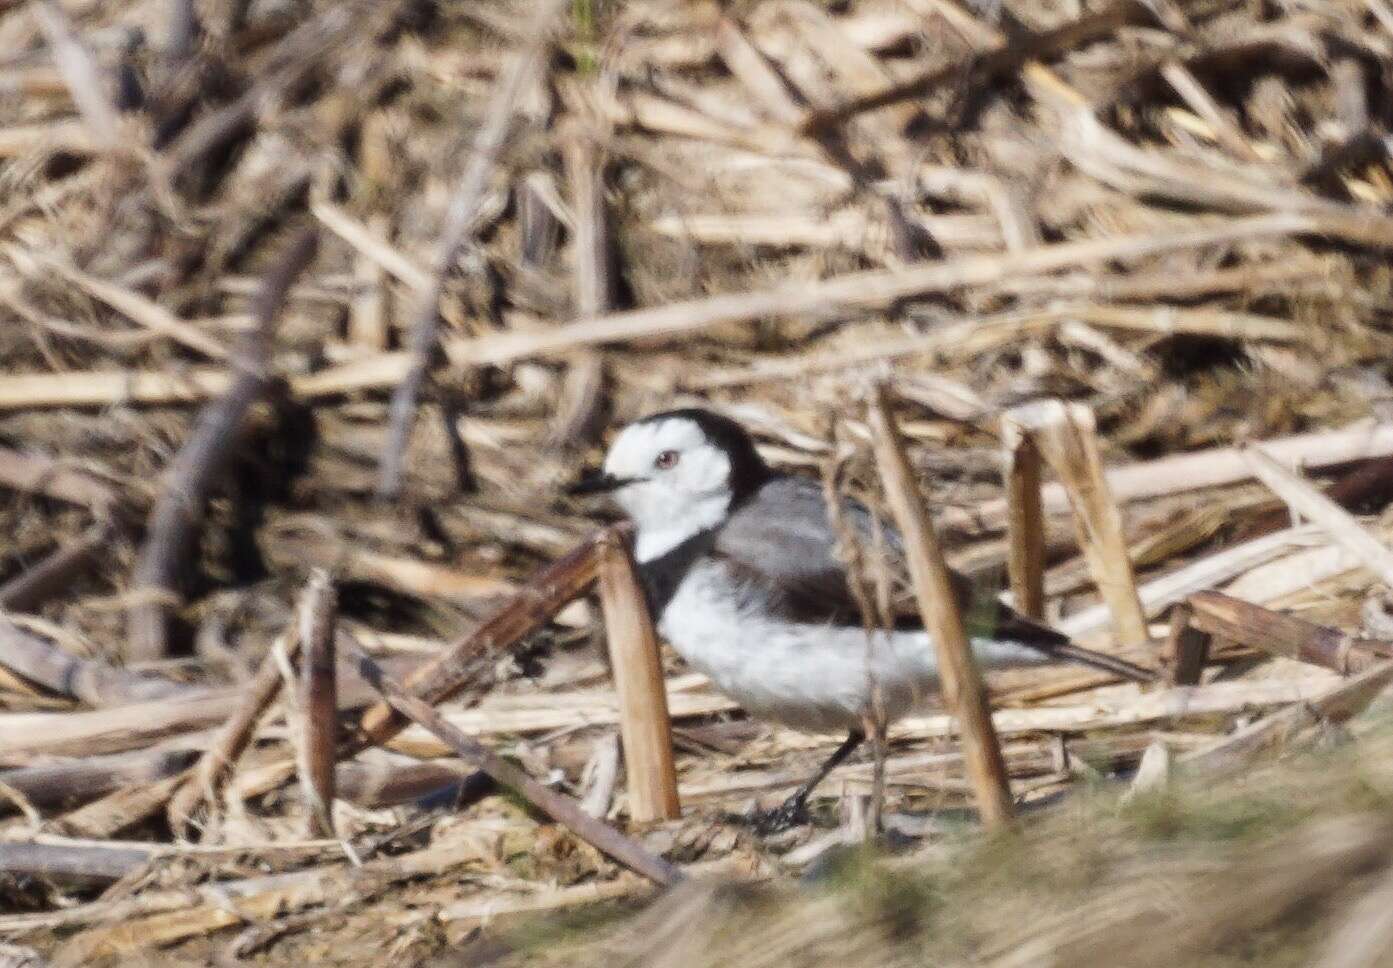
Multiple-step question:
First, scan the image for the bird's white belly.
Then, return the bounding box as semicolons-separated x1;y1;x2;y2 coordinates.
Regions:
656;561;1051;734
655;563;933;732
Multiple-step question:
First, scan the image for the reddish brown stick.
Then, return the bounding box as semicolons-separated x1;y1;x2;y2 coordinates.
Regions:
344;639;683;886
869;387;1014;829
1001;416;1046;620
296;572;338;837
353;530;606;748
1162;602;1211;686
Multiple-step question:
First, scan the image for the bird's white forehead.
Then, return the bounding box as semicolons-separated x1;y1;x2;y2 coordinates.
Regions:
604;417;710;475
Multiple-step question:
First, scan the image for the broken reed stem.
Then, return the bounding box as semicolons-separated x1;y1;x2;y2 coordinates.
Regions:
127;229;318;661
0;615;189;706
1162;602;1211;686
59;771;192;839
1001;413;1046;619
867;385;1014;830
353;529;606;749
377;0;562;498
0;748;199;813
169;629;302;831
296;571;338;838
1015;399;1149;647
1188;591;1393;675
1180;660;1393;777
343;638;683;886
1242;443;1393;589
596;527;681;822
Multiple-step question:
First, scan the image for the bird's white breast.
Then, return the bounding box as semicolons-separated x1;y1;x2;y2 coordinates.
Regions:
656;560;932;732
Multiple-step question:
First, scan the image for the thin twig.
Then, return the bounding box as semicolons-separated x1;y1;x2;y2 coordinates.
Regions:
295;571;338;838
343;637;684;886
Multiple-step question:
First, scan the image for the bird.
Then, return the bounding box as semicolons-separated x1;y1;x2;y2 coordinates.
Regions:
570;407;1153;830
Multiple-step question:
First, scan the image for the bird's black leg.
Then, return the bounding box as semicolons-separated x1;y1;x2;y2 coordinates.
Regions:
748;730;865;834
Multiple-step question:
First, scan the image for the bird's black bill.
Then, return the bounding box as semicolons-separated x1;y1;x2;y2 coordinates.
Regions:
566;471;639;496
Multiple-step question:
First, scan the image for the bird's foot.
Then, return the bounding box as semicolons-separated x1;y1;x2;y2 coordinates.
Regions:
743;795;811;835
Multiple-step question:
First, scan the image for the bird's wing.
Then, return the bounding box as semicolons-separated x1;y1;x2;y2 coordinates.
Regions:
713;476;1067;648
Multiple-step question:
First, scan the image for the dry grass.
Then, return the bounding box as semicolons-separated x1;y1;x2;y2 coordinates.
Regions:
4;0;1393;961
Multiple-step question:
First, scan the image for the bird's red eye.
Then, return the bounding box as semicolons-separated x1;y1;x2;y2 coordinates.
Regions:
654;449;679;470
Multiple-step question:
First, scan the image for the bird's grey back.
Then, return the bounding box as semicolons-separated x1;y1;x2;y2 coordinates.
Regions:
713;475;902;626
714;474;1068;649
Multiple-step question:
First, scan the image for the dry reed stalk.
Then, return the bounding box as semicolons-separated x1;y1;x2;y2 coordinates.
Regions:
0;521;114;612
0;842;152;889
1056;523;1325;639
549;128;611;447
800;0;1156;131
295;572;338;838
127;229;317;661
1187;591;1393;674
0;696;237;760
1180;660;1393;777
0;369;238;411
439;211;1331;368
1000;412;1046;619
714;17;804;125
14;251;231;360
57;771;191;839
11;221;1387;414
1161;602;1210;686
49;835;493;962
596;528;681;822
0;748;198;813
0;119;102;158
1242;444;1393;589
167;629;301;830
973;420;1393;531
1160;59;1267;164
868;386;1013;829
30;0;121;150
346;211;394;350
333;760;491;809
0;445;119;511
893;678;1330;738
310;196;430;291
646;211;1002;253
344;638;683;886
0;615;189;707
1013;400;1148;646
376;0;563;498
437;876;652;926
